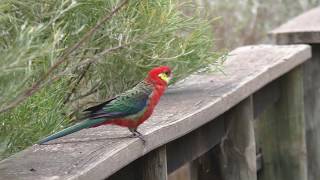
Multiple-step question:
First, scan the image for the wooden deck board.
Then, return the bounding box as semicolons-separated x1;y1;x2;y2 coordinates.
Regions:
270;6;320;44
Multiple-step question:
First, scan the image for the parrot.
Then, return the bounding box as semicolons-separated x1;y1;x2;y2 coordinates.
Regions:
37;66;172;144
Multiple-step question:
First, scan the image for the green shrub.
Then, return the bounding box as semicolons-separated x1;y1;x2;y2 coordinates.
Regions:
0;0;219;159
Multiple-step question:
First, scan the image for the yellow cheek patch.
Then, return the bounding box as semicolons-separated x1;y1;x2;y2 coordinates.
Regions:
158;73;170;83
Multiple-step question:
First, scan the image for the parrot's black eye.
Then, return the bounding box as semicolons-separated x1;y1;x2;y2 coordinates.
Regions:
165;71;170;76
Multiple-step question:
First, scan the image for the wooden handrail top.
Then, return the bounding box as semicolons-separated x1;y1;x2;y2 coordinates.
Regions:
0;45;311;180
270;6;320;44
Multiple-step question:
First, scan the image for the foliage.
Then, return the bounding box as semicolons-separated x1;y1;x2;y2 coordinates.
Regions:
0;81;68;159
0;0;219;158
196;0;320;50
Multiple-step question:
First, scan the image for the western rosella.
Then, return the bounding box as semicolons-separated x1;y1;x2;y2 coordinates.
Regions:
38;66;171;144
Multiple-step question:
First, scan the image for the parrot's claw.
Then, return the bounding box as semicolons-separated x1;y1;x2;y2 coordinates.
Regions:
134;133;146;144
129;129;146;144
133;130;142;137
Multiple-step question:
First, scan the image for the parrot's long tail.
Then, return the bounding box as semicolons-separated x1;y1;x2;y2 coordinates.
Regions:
37;118;106;144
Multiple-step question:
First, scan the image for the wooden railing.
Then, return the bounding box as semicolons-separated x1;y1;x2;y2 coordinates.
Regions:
0;6;320;180
269;6;320;180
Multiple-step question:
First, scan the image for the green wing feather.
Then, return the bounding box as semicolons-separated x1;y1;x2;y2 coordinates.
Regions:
86;81;153;119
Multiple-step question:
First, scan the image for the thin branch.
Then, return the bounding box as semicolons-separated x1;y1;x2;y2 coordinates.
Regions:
0;0;129;114
55;44;128;79
63;63;92;104
69;82;100;103
72;44;128;67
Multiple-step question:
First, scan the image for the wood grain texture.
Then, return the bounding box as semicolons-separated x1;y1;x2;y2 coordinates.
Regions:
303;45;320;180
270;7;320;44
220;97;257;180
167;115;224;173
271;9;320;179
194;148;222;180
253;80;280;119
141;146;167;180
257;66;307;180
0;45;311;180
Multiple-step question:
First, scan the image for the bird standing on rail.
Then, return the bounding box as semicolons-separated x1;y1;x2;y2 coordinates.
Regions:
38;66;171;144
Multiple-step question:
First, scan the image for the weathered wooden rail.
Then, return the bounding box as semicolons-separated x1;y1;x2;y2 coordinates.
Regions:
270;6;320;180
0;6;320;180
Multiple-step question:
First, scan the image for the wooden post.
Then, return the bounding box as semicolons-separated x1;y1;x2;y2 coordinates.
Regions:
196;147;223;180
189;162;199;180
219;96;257;180
141;146;168;180
270;7;320;180
303;44;320;180
256;66;307;180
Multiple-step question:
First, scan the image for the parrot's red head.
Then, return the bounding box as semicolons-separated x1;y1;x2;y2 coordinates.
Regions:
147;66;172;86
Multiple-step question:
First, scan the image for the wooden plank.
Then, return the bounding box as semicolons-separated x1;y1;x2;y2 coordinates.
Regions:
107;116;224;180
271;9;320;179
303;44;320;180
168;164;192;180
219;97;257;180
141;146;167;180
0;45;311;180
253;80;280;119
189;162;199;180
192;147;223;180
167;115;224;173
270;6;320;44
256;66;307;180
107;160;139;180
109;146;169;180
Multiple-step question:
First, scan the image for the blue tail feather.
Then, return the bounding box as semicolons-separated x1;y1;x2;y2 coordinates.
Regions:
37;118;106;144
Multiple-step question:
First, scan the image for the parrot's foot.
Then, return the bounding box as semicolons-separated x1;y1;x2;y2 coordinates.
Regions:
133;133;146;144
129;128;146;144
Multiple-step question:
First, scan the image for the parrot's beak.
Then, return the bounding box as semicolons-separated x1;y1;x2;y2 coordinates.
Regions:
159;73;170;84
